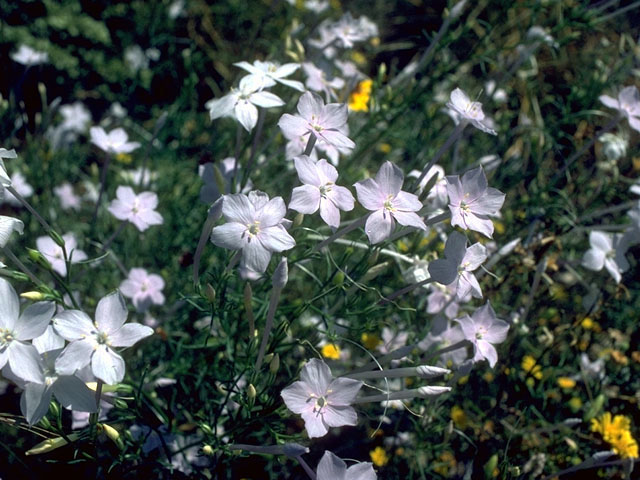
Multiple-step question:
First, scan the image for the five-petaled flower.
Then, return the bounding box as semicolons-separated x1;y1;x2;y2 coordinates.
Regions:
289;155;355;228
234;60;304;92
281;358;363;438
210;191;295;274
456;302;509;368
53;291;154;385
354;161;426;244
447;88;497;135
120;268;166;312
446;166;505;238
108;186;164;232
599;85;640;133
581;230;630;284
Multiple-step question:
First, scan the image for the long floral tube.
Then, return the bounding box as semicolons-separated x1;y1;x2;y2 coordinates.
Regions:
343;365;450;380
353;386;451;404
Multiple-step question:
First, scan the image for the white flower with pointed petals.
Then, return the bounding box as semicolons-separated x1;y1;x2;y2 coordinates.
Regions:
447;88;497;135
234;60;304;92
0;278;55;383
90;127;140;154
0;215;24;248
210;191;295;273
581;231;630;284
456;302;509;368
281;358;363;438
53;291;153;385
11;45;48;66
108;186;164;232
1;147;17;187
317;451;377;480
354;161;426;244
36;233;87;276
207;76;285;132
289;155;354;228
599;86;640;132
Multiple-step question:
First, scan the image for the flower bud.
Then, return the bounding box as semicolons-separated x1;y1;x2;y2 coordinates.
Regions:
213;164;226;196
27;248;51;270
25;434;79;455
247;384;257;399
204;283;216;303
20;291;45;301
269;353;280;374
98;423;124;449
293;212;304;228
200;424;214;436
202;444;215;456
272;257;288;289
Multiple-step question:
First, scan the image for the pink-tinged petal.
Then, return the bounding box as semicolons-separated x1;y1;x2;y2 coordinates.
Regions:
582;248;605;271
465;214;495;238
589;231;612;252
459;272;482;299
393;210;426;230
428;258;457;285
599;95;619;109
8;342;43;383
455;315;476;341
281;381;313;414
211;222;247;250
327;377;363;405
393;191;422;211
322;104;348;129
460;167;488;203
278;114;309;138
319;130;355;150
446;175;464;205
483;321;509;344
235;101;258;132
251;91;284;109
55;338;94;375
627;115;640;133
328;185;354;211
319;198;340;228
52;375;97;412
15;301;55;340
221;193;255;224
297;91;323;119
241;240;272;273
365;209;394;244
317;451;348;479
257;197;286;226
290;185;321;214
120;279;139;298
322;405;357;427
354;178;383;211
0;278;19;329
472;187;505;214
315;159;339;184
137;191;158;210
108;200;131;220
22;383;52;425
477;340;498;367
109;323;153;347
95;291;128;335
92;345;125;385
259;225;296;252
53;310;95;340
375;162;404;197
294;156;322;186
300;358;332;394
618;86;640;109
345;463;377;480
462;243;487;271
115;185;137;204
301;410;329;438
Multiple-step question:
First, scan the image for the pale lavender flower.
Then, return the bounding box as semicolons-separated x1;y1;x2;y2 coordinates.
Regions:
446;166;505;238
120;268;165;312
354;162;426;244
418;320;467;368
0;215;24;247
54;183;82;211
316;451;377;480
206;76;285;132
289;155;355;228
90;127;140;154
108;186;163;232
599;86;640;132
281;358;362;438
426;282;469;319
210;191;295;273
234;60;304;92
285;0;329;12
409;165;448;208
53;291;153;385
0;278;55;383
447;88;497;135
1;172;33;207
36;233;87;276
428;231;487;299
11;45;48;66
302;62;345;100
581;231;630;284
456;302;509;368
278;92;355;152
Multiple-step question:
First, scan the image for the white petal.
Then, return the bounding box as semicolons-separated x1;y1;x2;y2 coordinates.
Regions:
250;91;285;109
52;375;98;412
53;310;95;340
15;301;55;341
0;215;24;248
55;339;94;375
0;277;19;329
235;101;259;132
365;209;394;244
211;222;247;250
95;291;128;335
92;345;125;385
317;451;348;479
8;342;43;383
22;383;52;425
109;323;153;347
290;185;321;214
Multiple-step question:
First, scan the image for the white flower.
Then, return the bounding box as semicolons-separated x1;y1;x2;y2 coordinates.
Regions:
108;186;164;232
0;278;55;383
0;147;17;187
207;76;285;132
36;233;87;277
456;302;509;368
11;45;48;66
0;215;24;248
90;127;140;154
599;86;640;133
120;268;165;312
53;291;153;385
1;172;33;207
54;183;82;211
317;451;377;480
581;231;630;284
234;60;304;92
447;88;497;135
59;103;91;133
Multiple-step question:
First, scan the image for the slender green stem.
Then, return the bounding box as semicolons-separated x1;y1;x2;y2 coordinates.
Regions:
91;154;112;228
379;278;433;305
243;109;266;190
101;220;128;253
1;246;42;284
255;286;283;370
6;186;52;233
231;124;243;193
311;215;368;253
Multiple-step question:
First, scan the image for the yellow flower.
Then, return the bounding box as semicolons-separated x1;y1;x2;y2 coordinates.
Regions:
433;451;456;476
321;343;341;360
115;153;132;164
568;397;582;412
361;332;381;350
378;143;392;153
369;446;389;467
581;317;594;329
591;412;639;459
521;355;543;380
348;79;373;112
451;405;468;429
557;377;576;389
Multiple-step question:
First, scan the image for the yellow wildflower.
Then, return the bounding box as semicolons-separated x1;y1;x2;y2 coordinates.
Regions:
361;332;381;350
521;355;543;380
581;317;594;329
115;153;132;164
321;343;341;360
591;412;639;458
378;143;392;153
557;377;576;389
369;446;389;467
348;79;372;112
451;405;468;429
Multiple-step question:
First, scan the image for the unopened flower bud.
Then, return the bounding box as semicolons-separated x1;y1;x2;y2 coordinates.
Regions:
201;423;214;435
247;384;257;399
272;257;288;289
361;261;389;282
26;435;79;455
367;249;380;266
27;248;51;270
49;230;66;248
213;164;226;196
293;212;304;228
269;353;280;374
20;291;45;301
98;423;124;449
202;444;215;456
204;283;216;303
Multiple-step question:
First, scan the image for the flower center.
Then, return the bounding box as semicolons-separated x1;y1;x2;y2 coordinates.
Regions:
319;183;333;197
0;327;15;347
94;330;111;346
247;220;261;237
383;194;395;212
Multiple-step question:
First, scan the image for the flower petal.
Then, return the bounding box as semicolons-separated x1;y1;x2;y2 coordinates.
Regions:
109;323;153;348
9;342;44;383
365;209;394;244
53;310;95;340
15;301;55;341
55;339;94;375
92;345;125;385
95;291;128;335
290;185;321;214
0;277;19;329
52;375;98;412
